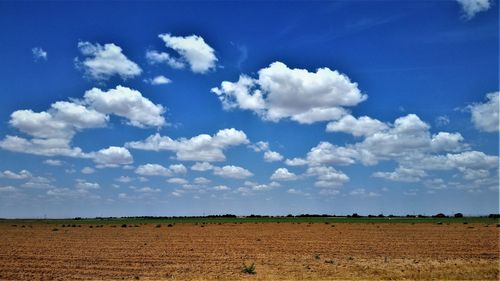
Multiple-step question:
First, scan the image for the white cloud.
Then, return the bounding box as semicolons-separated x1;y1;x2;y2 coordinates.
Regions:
349;188;380;197
83;86;165;128
169;164;187;174
157;33;217;73
135;164;172;177
115;176;133;183
32;47;47;61
76;41;142;80
92;146;133;167
191;162;214;171
194;177;211;185
213;185;230;191
307;166;349;188
211;61;366;124
430;132;466;152
468;92;499;132
135;187;160;193
81;167;95;174
270;168;297;181
306;142;358;166
146;50;185;69
43;159;62;166
167;177;189;185
284;158;308;166
264;151;284;162
0;170;32;180
145;75;171;85
0;186;17;192
373;166;427;183
213;165;253;179
326;115;388;137
75;179;100;190
456;0;492;19
250;141;283;162
8;102;107;140
286;188;309;196
127;128;249;162
0;86;163;159
435;115;450;127
21;176;54;189
0;135;87;158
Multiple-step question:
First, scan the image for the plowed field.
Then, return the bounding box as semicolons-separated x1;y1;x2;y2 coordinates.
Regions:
0;223;498;280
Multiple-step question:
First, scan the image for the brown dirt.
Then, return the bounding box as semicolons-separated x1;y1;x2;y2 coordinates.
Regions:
0;223;498;280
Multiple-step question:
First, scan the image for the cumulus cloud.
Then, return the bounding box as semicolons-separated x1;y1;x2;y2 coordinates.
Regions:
0;86;164;160
373;166;427;183
43;159;62;166
0;135;87;158
211;61;365;124
284;158;308;166
32;47;47;61
306;166;350;188
193;177;211;185
456;0;492;19
349;188;380;197
157;33;217;73
145;75;171;85
264;151;284;162
191;162;214;171
0;186;17;192
250;141;283;162
213;185;230;191
92;146;133;168
167;177;189;185
270;168;298;181
135;164;172;177
8;101;108;140
126;128;249;162
81;167;95;174
169;164;187;174
468;92;499;132
326;115;388;137
75;179;100;190
83;86;165;128
0;170;32;180
76;41;142;80
213;165;253;179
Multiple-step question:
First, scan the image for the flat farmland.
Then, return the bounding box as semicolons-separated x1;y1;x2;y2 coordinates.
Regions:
0;222;498;280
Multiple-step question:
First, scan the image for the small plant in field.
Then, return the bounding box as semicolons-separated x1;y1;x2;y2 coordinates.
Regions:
463;222;468;224
156;224;162;228
52;228;59;231
242;262;256;274
121;224;127;228
496;224;500;227
325;259;336;264
314;254;321;260
167;224;173;227
436;221;443;225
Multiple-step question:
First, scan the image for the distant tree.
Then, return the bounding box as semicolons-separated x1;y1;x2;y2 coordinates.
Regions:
433;213;447;218
454;213;464;218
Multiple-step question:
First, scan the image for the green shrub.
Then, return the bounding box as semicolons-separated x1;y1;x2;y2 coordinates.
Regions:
242;262;256;274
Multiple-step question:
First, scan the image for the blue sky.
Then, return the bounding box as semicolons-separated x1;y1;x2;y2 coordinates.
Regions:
0;1;498;218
